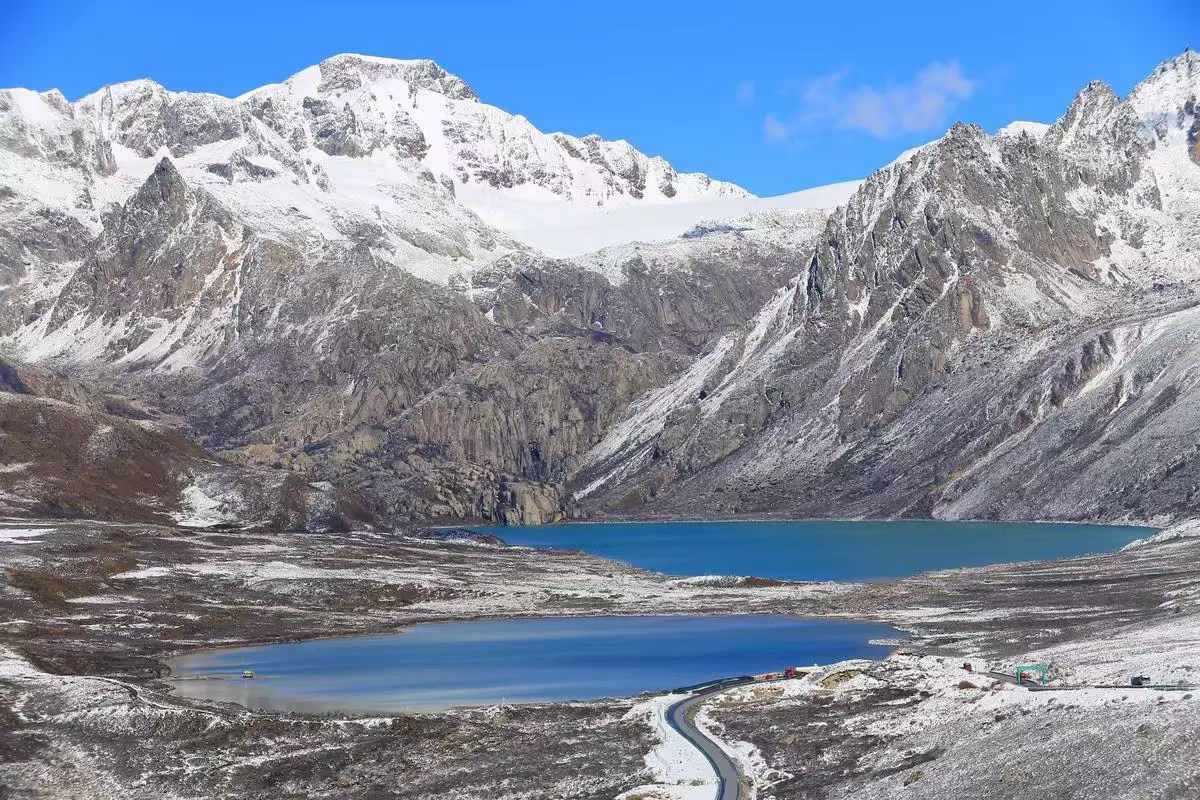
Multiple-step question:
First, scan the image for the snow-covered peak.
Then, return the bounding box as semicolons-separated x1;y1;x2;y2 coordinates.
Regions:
1044;80;1124;151
0;52;761;283
77;78;167;108
0;85;116;176
0;87;73;132
1128;49;1199;141
995;120;1050;140
1129;49;1198;109
249;53;479;103
880;120;1049;172
26;52;750;217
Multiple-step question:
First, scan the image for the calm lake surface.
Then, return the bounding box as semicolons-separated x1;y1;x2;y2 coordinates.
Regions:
170;615;899;713
171;520;1149;714
482;519;1152;582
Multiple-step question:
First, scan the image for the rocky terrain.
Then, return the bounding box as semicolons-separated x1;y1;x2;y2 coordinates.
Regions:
577;51;1200;524
1;51;1196;530
4;46;1200;800
0;52;839;527
1;517;1199;799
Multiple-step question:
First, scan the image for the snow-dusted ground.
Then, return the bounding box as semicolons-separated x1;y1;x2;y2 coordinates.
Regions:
171;483;239;529
0;644;654;800
3;516;1200;799
0;525;54;543
690;651;1200;800
625;636;1200;800
1122;518;1200;551
618;693;719;800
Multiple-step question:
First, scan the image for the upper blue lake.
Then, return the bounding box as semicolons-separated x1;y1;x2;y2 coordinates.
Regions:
480;519;1153;581
170;615;898;713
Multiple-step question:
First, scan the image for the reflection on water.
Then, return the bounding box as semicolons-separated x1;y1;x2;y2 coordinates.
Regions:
483;519;1153;581
170;615;900;714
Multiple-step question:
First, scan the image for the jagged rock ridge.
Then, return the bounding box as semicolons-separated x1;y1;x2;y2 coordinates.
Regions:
1;50;1198;528
574;50;1200;525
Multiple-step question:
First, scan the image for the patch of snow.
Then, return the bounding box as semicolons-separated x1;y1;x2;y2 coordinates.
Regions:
464;180;862;257
172;482;238;529
65;594;141;605
996;120;1051;139
0;526;54;543
0;646;44;679
695;703;783;797
109;566;172;580
620;693;718;800
670;575;741;587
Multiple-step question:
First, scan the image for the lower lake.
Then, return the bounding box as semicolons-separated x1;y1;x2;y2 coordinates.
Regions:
481;519;1152;582
170;615;899;713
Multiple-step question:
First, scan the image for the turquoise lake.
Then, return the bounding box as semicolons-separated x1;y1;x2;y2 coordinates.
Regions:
170;520;1150;713
170;615;899;713
481;519;1153;581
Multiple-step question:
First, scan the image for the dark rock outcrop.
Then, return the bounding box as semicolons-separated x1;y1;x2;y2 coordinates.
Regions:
1;52;1198;528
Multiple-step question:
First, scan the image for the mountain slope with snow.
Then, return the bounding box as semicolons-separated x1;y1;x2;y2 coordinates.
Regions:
2;49;1198;529
0;53;759;289
460;179;862;257
0;54;836;525
572;50;1200;524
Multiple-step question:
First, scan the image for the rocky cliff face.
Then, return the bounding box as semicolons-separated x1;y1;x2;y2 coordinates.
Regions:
0;55;776;526
1;51;1197;528
0;357;372;529
574;50;1200;524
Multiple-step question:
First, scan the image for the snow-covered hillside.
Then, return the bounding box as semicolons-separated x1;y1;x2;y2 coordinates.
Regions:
1;53;766;284
2;48;1197;531
464;179;862;256
573;49;1200;523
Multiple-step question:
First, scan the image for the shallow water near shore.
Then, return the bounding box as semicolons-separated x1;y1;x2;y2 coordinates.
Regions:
481;519;1152;581
170;615;899;713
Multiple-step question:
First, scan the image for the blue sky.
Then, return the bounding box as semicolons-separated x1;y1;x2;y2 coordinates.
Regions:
1;0;1195;195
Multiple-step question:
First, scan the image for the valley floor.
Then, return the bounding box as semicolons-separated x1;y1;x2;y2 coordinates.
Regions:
1;518;1199;799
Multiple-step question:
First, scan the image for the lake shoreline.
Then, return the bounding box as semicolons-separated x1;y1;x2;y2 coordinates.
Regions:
479;519;1152;583
427;514;1163;531
147;519;1150;685
3;516;1199;799
166;615;904;715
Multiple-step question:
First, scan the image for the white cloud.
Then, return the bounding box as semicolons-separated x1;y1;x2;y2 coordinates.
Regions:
763;113;789;143
735;80;756;107
766;61;976;142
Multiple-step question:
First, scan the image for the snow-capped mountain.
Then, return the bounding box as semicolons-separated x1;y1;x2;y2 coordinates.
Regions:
0;49;1197;530
0;53;828;524
575;49;1200;523
0;53;758;287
